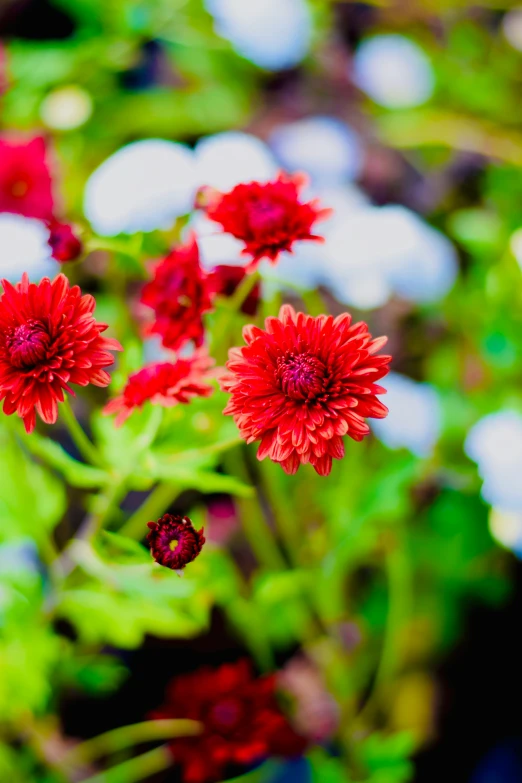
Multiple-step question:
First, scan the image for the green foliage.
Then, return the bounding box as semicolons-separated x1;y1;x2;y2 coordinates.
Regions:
0;430;67;544
2;1;522;781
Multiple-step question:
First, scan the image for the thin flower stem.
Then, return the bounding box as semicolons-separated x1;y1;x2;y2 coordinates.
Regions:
119;482;180;539
84;480;129;539
62;719;201;766
356;529;412;725
257;458;302;566
77;745;173;783
228;268;261;312
212;270;261;363
60;398;104;467
224;450;286;571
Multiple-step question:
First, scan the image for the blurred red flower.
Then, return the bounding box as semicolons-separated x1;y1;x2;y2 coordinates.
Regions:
47;219;83;263
202;173;331;270
140;236;213;351
147;514;205;571
151;660;306;783
207;264;261;316
0;274;122;433
103;352;214;426
0;135;54;220
221;304;390;476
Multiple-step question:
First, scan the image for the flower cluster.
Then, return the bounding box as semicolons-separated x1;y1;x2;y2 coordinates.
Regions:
1;165;391;479
150;660;306;783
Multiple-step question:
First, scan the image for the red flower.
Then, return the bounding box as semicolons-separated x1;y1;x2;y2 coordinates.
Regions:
207;264;261;316
147;514;205;571
0;274;122;433
140;236;213;351
47;219;83;263
103;352;214;426
203;173;331;270
151;660;306;783
0;135;54;221
221;305;390;476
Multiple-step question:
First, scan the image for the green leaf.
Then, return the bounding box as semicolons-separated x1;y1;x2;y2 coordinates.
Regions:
20;430;109;488
361;732;416;783
0;431;66;541
56;540;213;647
99;531;151;563
308;750;352;783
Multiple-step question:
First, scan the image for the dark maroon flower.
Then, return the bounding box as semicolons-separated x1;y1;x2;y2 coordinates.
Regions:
47;219;83;263
0;135;54;220
140;236;213;351
147;514;205;571
150;660;307;783
202;173;331;270
207;264;261;316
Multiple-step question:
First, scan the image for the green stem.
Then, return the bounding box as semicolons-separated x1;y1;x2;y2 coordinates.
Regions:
224;450;285;571
61;398;104;467
119;482;179;539
356;531;412;724
77;745;173;783
257;458;302;566
63;720;201;766
228;269;261;312
212;270;262;363
85;480;129;540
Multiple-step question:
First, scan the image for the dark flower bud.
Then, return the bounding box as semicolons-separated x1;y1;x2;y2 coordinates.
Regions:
48;219;83;262
147;514;205;572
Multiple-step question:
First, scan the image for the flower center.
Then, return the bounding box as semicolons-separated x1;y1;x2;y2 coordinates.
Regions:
248;198;286;232
278;352;327;400
10;179;29;198
6;321;51;369
209;698;243;731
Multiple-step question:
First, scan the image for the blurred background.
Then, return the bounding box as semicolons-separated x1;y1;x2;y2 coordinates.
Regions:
3;0;522;781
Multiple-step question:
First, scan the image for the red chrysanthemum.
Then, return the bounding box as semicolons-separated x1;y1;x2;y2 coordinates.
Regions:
150;660;306;783
140;236;213;351
47;219;83;263
103;352;214;426
0;135;54;221
202;173;331;270
147;514;205;571
221;305;391;476
0;274;122;433
207;264;261;316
